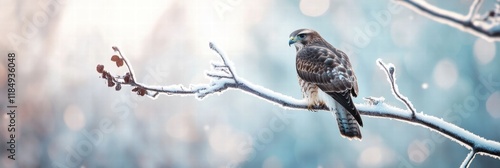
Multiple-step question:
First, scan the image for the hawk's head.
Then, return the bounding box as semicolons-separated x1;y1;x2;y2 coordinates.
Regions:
288;29;321;51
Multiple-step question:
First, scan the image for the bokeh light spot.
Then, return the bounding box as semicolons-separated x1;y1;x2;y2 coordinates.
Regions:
208;124;249;163
407;140;430;163
165;112;198;142
299;0;330;17
433;59;458;89
63;105;85;131
421;83;429;89
474;38;496;65
486;91;500;118
358;146;383;167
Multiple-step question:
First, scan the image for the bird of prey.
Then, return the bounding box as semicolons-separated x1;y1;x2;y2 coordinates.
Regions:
288;29;363;140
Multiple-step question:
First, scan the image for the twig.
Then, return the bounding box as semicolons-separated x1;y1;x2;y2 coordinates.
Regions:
376;59;416;117
460;150;476;168
113;46;136;82
96;42;500;166
466;0;483;20
209;42;239;84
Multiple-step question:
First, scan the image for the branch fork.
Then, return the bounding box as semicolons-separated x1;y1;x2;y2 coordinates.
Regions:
396;0;500;41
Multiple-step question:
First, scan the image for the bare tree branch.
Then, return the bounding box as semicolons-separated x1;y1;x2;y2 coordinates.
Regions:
96;42;500;167
461;150;477;168
396;0;500;41
466;0;483;20
376;59;416;117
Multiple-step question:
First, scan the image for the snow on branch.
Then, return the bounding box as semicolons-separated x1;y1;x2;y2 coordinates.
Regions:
396;0;500;41
461;150;476;168
96;42;500;167
376;59;416;117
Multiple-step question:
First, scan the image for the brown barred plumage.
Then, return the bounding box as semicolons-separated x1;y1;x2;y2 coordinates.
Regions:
289;29;363;139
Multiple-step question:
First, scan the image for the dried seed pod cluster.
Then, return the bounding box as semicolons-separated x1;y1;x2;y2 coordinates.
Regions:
96;46;147;96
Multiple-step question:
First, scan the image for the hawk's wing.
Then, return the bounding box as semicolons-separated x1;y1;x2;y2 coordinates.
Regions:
296;45;362;126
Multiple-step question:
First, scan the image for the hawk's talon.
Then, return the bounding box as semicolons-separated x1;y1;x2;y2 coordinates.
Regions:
307;104;325;112
318;103;327;110
307;105;316;112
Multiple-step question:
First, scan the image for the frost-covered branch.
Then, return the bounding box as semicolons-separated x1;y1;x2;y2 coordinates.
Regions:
396;0;500;41
461;150;476;168
96;42;500;167
376;59;416;117
373;60;499;167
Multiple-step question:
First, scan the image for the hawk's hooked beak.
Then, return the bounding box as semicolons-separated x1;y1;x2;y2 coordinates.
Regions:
288;37;296;46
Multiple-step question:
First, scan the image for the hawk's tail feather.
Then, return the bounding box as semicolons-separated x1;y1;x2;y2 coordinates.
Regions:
351;107;363;127
333;104;362;140
326;91;363;127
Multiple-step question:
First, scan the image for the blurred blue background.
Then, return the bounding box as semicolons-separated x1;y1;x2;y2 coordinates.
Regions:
0;0;499;167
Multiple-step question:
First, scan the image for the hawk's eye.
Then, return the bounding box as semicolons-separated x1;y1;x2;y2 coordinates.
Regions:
298;34;306;38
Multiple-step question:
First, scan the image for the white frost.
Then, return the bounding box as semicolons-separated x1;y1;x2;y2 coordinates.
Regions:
397;0;500;42
116;42;500;166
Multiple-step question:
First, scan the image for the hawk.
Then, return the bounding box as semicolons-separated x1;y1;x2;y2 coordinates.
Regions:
289;29;363;140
